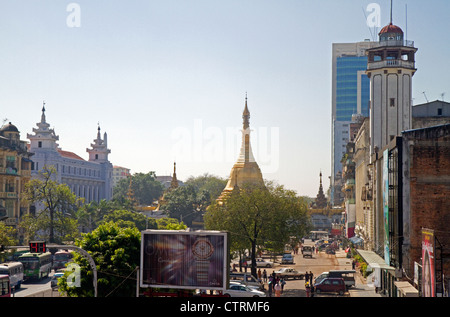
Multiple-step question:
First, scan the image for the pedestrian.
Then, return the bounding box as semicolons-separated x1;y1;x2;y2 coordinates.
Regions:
305;271;310;285
274;282;281;297
309;271;313;286
258;268;262;281
263;269;267;283
280;278;286;293
268;276;273;297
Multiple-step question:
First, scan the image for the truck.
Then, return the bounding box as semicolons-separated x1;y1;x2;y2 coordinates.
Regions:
301;240;315;258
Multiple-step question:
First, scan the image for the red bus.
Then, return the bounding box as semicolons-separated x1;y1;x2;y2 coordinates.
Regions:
0;275;11;297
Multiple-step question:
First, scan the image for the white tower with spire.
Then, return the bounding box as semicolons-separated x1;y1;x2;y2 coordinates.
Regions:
27;104;60;152
365;2;417;158
86;125;111;162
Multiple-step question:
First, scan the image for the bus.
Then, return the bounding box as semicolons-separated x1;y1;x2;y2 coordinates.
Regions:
53;250;74;271
0;275;11;297
0;262;24;289
18;252;52;280
309;231;329;241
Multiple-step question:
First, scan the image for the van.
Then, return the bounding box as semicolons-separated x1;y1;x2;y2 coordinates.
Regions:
281;253;294;264
314;270;356;289
314;277;346;295
229;272;263;290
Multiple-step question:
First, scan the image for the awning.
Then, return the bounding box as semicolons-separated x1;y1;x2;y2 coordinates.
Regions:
356;249;395;271
394;281;419;297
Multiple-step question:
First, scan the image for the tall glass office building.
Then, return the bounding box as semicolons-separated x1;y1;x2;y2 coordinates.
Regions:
331;41;375;205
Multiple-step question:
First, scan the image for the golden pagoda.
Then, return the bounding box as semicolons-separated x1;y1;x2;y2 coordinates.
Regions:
217;96;264;203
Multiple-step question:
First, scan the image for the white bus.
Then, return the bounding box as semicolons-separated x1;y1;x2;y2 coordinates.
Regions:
0;262;24;289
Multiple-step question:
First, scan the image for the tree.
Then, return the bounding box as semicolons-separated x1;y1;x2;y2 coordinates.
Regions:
113;172;163;206
22;165;82;243
161;185;199;226
204;181;312;277
58;221;141;297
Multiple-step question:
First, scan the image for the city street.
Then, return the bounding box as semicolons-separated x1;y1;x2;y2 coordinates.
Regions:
258;248;379;297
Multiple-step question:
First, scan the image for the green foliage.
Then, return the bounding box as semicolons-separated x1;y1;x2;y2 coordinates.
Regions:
113;171;163;205
22;165;82;243
204;181;312;275
58;222;141;297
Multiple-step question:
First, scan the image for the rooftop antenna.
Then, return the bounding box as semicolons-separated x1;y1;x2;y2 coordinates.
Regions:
422;92;429;103
390;0;393;24
362;6;377;42
441;92;446;102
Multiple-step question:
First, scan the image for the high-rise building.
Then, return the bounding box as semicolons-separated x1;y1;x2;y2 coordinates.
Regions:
331;41;376;206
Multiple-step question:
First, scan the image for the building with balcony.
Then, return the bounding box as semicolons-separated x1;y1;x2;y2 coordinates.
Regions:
0;122;33;226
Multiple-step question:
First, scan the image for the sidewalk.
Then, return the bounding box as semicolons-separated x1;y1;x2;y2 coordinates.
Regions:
335;249;382;297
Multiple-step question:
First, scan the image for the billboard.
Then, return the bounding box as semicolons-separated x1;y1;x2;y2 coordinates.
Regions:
382;149;390;265
140;230;229;290
421;228;436;297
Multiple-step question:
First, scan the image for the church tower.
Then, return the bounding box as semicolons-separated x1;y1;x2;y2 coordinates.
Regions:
27;104;60;152
365;6;417;158
218;96;264;202
86;125;111;162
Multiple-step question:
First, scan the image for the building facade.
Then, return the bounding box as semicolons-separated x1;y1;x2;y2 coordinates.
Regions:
0;122;33;227
27;106;113;204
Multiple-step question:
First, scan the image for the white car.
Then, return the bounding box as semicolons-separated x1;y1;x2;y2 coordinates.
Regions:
256;258;274;268
224;282;266;297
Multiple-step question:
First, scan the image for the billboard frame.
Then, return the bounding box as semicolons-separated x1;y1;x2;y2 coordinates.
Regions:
140;230;229;291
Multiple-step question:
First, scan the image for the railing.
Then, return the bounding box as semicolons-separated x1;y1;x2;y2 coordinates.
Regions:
373;40;415;48
0;192;17;199
367;59;415;70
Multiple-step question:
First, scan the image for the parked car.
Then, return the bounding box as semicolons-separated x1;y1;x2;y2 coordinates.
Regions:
255;258;274;268
281;253;294;264
224;282;266;297
313;277;346;295
275;267;305;280
230;272;264;290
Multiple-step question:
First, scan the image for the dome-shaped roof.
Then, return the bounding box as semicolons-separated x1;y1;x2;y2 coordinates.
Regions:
379;23;403;35
0;122;19;133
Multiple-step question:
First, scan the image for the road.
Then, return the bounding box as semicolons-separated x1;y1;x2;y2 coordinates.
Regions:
12;272;60;298
259;247;378;297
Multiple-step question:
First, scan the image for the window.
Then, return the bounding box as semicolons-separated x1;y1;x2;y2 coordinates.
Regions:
38;141;42;148
390;98;395;107
438;108;443;116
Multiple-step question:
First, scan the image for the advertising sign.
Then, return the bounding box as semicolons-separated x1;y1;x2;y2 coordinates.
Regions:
382;150;390;265
140;230;229;290
421;228;436;297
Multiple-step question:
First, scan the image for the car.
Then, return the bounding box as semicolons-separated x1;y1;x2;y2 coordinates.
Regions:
224;282;266;297
313;277;346;295
230;272;264;290
51;272;65;290
281;253;294;264
274;267;305;280
314;270;356;289
255;258;274;268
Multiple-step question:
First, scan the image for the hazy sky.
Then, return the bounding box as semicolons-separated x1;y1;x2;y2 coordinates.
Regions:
1;0;449;197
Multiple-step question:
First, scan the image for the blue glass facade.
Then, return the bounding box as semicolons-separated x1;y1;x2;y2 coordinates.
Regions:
336;56;370;121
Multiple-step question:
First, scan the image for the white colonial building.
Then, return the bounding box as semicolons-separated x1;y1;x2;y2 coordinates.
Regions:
27;106;113;203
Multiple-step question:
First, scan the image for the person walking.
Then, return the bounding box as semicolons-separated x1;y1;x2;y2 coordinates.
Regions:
263;269;267;283
280;278;286;294
309;271;314;286
274;282;282;297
